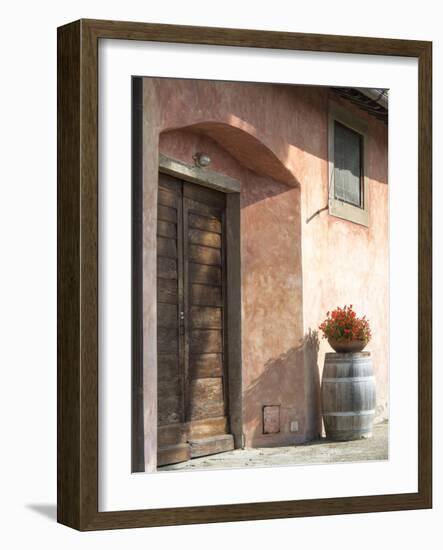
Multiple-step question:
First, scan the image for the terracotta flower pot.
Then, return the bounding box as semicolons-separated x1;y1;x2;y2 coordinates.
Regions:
328;338;367;353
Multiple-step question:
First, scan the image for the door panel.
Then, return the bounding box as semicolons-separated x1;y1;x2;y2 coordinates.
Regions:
157;278;178;304
190;306;223;329
183;183;228;429
189;263;222;285
188;212;222;233
188;228;221;248
157;257;177;279
157;303;179;326
157;174;234;466
188;378;225;420
189;353;223;378
190;284;223;306
157;220;176;239
156;174;184;432
156;236;177;258
189;329;223;354
157;204;177;224
188;244;222;265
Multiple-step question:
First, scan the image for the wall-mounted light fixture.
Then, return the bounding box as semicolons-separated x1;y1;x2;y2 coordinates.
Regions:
192;152;211;167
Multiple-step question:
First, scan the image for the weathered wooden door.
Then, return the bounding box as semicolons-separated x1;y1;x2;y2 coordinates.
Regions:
157;173;234;466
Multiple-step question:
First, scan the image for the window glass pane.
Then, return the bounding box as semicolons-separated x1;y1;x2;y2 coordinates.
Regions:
334;121;362;207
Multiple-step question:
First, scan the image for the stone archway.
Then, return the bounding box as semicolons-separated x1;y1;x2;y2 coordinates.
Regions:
161;121;298;187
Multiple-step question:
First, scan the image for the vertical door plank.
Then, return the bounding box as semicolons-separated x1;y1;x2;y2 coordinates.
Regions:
183;183;228;424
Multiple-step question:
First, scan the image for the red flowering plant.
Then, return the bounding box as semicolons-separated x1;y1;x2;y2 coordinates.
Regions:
318;305;371;343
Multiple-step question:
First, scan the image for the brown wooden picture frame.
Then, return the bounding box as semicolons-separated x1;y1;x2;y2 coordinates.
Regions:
57;18;432;530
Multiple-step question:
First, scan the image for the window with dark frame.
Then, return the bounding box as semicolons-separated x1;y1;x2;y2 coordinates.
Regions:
333;121;363;208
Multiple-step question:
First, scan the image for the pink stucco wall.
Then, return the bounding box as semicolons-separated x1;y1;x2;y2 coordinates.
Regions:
144;77;389;449
300;109;389;430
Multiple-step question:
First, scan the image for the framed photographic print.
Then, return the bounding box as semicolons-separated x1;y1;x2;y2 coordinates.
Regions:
57;19;432;530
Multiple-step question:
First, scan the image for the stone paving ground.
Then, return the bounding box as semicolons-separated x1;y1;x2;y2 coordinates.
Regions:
160;421;389;472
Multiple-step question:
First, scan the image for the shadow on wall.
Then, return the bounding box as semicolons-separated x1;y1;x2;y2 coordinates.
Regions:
303;329;322;440
243;330;322;448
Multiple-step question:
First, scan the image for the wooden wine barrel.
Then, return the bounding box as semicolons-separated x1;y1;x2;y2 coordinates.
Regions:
321;352;376;441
